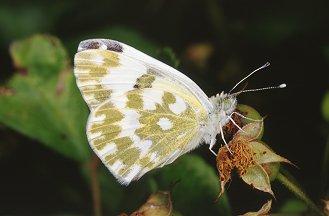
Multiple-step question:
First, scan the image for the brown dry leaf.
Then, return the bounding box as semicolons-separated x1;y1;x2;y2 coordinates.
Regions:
217;119;292;198
216;146;234;198
239;200;272;216
217;121;263;198
131;191;173;216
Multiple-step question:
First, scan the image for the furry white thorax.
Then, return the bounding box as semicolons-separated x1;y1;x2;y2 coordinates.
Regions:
202;92;237;145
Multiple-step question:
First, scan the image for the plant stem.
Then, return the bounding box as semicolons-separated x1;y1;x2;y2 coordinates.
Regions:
277;172;324;216
88;155;102;216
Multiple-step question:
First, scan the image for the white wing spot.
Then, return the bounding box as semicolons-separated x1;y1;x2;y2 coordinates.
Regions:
132;135;153;157
92;53;104;65
169;95;187;114
150;152;157;161
99;142;117;157
157;117;173;130
118;110;140;137
142;89;164;110
110;93;128;109
110;160;124;172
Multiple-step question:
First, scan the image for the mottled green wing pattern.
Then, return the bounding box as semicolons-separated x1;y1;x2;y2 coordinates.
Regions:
74;39;212;112
74;49;147;110
87;89;208;185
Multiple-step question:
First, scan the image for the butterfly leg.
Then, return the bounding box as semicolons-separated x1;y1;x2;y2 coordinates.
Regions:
231;111;263;122
219;123;233;155
228;114;246;133
209;139;217;156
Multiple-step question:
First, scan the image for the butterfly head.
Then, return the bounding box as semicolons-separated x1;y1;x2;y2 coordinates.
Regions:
208;92;237;132
210;92;237;117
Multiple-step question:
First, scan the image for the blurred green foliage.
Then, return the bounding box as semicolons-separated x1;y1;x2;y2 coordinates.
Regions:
0;35;90;161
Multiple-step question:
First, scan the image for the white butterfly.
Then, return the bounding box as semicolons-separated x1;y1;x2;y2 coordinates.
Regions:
74;39;285;185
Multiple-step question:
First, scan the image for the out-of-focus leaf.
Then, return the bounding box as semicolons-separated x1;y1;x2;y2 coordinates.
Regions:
241;164;274;196
239;200;272;216
131;191;173;216
0;5;55;43
0;34;90;161
10;34;67;78
279;198;308;213
322;91;329;123
322;92;329;197
156;46;180;68
184;43;213;69
155;154;232;216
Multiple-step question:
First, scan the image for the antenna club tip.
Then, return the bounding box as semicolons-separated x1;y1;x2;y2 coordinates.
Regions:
279;83;287;88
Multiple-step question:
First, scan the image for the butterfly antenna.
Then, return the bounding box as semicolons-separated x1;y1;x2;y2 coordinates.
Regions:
234;82;249;96
229;62;270;94
232;83;286;96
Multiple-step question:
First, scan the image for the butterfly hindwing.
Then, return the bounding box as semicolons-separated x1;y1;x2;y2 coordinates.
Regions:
87;89;207;184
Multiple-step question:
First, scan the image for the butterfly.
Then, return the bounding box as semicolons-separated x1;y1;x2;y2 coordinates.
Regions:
74;39;285;185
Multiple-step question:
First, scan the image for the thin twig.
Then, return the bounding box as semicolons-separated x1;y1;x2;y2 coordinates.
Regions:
88;154;102;216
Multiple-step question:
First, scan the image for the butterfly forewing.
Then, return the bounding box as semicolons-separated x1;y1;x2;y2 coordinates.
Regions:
74;39;213;111
74;49;147;110
87;89;207;184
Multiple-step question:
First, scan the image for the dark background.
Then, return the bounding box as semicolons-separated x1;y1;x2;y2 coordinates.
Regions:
0;0;328;215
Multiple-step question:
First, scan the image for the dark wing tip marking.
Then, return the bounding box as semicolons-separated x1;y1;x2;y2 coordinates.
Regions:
106;41;123;52
77;39;123;53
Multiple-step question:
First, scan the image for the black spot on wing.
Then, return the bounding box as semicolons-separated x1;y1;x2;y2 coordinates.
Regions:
86;41;101;49
106;41;123;52
77;39;123;53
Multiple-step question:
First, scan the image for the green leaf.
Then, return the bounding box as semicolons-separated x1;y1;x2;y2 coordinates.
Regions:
322;91;329;123
236;104;264;140
0;35;90;161
9;35;67;78
154;154;232;216
249;141;292;165
131;191;174;216
237;104;262;122
240;200;272;216
322;137;329;197
156;46;180;68
235;120;263;141
241;164;274;196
